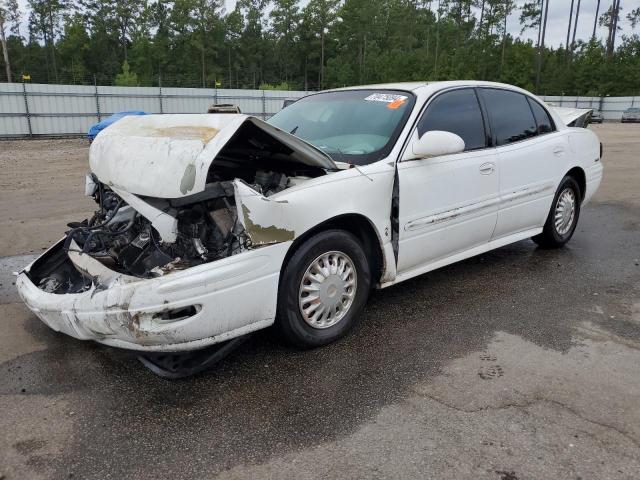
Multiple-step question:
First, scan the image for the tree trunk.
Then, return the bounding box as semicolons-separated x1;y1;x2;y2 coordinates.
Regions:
122;28;128;62
535;0;549;93
228;46;232;88
536;0;543;49
570;0;582;57
304;54;308;91
565;0;575;57
592;0;601;39
0;22;12;82
320;29;324;90
47;7;58;83
434;0;440;78
500;11;508;76
201;46;205;87
610;0;620;56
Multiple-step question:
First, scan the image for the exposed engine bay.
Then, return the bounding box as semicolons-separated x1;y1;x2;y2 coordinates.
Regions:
25;114;336;295
43;167;311;290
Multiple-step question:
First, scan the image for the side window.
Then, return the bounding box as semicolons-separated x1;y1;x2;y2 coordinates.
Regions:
527;97;555;135
417;88;487;151
480;89;538;146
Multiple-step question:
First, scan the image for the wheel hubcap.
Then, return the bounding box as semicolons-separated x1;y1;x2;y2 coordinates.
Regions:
298;251;357;329
554;188;576;235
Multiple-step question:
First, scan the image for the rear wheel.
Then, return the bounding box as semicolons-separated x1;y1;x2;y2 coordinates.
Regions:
532;176;582;249
276;229;370;347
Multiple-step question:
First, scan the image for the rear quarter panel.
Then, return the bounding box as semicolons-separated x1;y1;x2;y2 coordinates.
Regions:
566;127;603;204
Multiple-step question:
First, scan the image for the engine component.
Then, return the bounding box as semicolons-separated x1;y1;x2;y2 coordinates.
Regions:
65;181;250;278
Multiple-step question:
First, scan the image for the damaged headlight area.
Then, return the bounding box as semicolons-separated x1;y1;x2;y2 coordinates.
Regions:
35;168;302;293
63;179;249;279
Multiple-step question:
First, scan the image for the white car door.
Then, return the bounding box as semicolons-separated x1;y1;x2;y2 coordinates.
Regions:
396;88;499;274
478;88;570;239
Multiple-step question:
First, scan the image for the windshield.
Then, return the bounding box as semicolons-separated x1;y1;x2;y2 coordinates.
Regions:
267;89;415;165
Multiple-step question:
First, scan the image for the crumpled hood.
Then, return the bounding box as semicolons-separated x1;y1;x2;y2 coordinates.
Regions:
89;114;336;199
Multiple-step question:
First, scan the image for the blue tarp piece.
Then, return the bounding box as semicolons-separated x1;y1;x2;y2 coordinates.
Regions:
88;111;147;141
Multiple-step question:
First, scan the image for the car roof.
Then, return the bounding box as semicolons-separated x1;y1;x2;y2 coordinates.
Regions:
329;80;538;97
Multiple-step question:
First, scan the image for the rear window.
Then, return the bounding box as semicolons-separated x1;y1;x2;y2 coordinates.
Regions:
527;98;555;135
479;89;538;146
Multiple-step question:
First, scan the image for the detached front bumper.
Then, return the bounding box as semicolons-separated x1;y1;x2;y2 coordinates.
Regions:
17;240;291;352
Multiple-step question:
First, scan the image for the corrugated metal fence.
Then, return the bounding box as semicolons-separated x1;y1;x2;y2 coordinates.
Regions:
1;83;639;138
541;95;640;121
0;83;308;138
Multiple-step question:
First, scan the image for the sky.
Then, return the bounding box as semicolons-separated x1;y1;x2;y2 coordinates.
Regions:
14;0;640;48
506;0;640;47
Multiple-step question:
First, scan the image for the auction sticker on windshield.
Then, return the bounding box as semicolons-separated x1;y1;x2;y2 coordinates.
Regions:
364;93;408;103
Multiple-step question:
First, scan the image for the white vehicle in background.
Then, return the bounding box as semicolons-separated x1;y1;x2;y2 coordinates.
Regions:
16;81;602;376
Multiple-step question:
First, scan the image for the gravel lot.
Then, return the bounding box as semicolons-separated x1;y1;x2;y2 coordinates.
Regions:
0;124;639;479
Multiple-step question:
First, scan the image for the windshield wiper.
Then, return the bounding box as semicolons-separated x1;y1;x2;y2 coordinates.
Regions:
289;125;299;135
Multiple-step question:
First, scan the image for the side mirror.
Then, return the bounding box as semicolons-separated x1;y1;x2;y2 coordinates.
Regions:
412;130;465;158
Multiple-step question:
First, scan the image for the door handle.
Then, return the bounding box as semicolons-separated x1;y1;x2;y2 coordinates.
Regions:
553;146;565;156
479;163;495;175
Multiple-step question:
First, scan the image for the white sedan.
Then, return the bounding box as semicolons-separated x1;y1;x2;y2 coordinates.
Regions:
17;81;602;362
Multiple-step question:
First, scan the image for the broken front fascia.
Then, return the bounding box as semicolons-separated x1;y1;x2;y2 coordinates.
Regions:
108;179;295;250
233;180;294;246
16;181;299;351
16;237;292;351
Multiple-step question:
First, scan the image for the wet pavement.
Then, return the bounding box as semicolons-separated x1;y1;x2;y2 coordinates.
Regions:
1;201;639;479
1;124;640;479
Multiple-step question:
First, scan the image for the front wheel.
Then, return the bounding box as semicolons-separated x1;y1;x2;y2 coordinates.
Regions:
532;176;582;249
276;229;371;348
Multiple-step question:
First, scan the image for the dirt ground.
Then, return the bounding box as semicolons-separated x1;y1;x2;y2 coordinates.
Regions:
1;124;640;480
0;138;94;257
0;123;638;257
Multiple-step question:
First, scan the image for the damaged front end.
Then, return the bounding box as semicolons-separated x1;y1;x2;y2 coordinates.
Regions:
55;178;252;286
17;113;336;355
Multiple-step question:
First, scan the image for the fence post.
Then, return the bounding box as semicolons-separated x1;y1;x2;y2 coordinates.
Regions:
262;89;266;119
158;74;163;114
94;75;101;122
599;96;604;119
22;81;32;137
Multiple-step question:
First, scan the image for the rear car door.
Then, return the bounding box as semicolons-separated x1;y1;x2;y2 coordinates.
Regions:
478;88;568;240
396;88;499;274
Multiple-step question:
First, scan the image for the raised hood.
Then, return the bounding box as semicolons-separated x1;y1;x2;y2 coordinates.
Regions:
89;114;336;198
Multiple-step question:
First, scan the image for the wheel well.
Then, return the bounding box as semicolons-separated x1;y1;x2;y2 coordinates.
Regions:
280;214;385;285
566;167;586;201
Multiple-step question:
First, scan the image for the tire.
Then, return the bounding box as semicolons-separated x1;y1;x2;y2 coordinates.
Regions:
532;176;582;249
276;229;371;348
